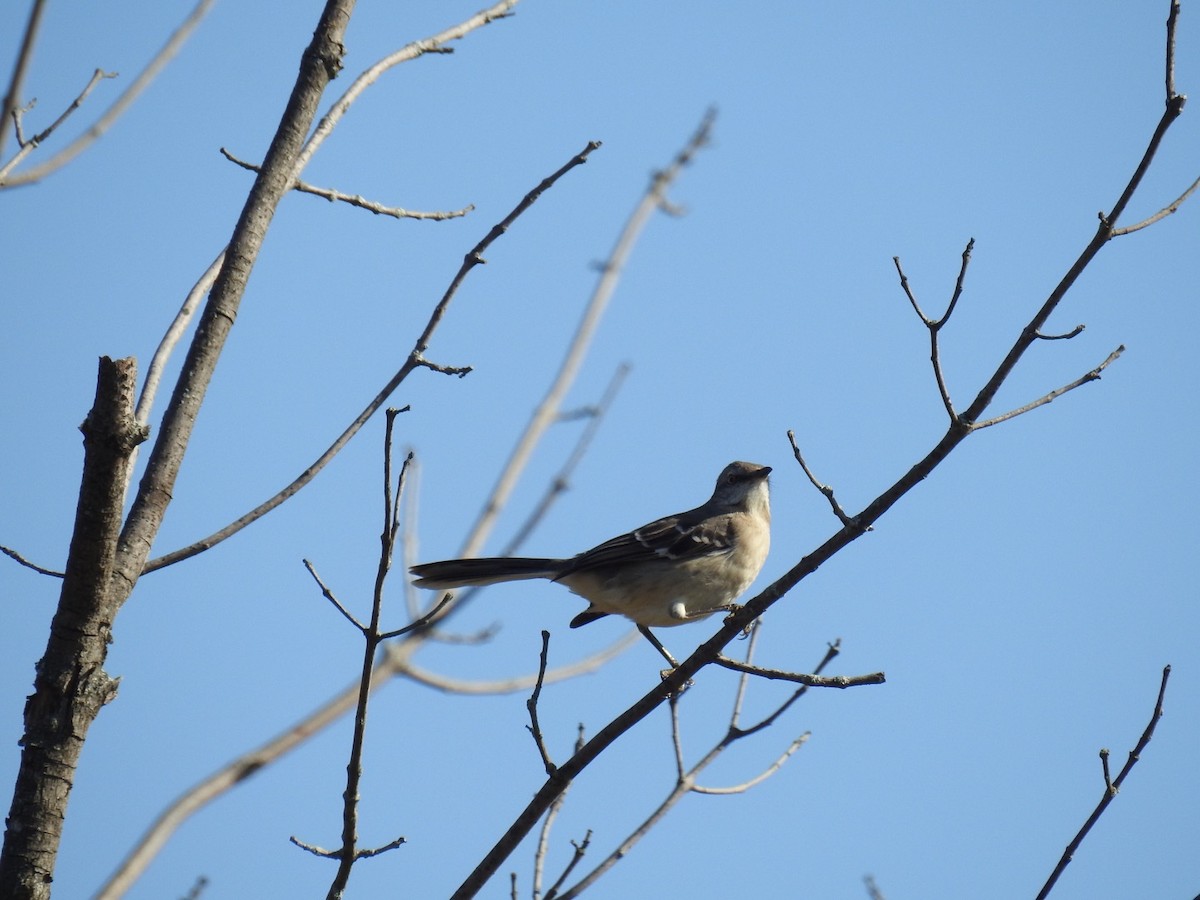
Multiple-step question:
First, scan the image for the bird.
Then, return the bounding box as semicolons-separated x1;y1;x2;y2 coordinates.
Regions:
409;460;772;665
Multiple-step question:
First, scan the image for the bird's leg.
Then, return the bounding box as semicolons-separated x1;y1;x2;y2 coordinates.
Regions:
638;625;680;669
676;602;741;621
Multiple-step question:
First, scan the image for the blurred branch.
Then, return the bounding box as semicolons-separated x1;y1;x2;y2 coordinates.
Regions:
0;0;47;160
0;68;116;185
498;363;630;557
1;0;215;188
455;108;715;564
1035;665;1171;900
141;140;599;574
219;146;474;220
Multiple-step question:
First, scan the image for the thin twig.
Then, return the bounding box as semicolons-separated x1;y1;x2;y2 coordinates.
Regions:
302;409;413;898
541;830;591;900
0;0;48;160
787;429;867;530
971;345;1124;429
712;655;885;688
1035;665;1171;900
0;544;64;578
304;559;366;632
220;146;473;220
526;631;557;775
892;238;974;421
1034;324;1085;341
1112;172;1200;235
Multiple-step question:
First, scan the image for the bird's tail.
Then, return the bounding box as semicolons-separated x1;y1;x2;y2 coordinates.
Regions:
409;557;560;589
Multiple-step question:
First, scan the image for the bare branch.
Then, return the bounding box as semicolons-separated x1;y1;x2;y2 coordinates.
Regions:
0;0;48;160
304;559;366;632
1034;324;1086;341
388;632;639;694
526;631;557;776
690;733;810;796
497;363;630;557
1165;0;1181;101
0;544;63;578
787;429;868;530
971;345;1124;430
713;655;885;688
220;146;473;220
541;830;591;900
1112;172;1200;235
293;0;522;176
1;0;215;188
893;239;974;421
455;110;715;565
1035;665;1171;900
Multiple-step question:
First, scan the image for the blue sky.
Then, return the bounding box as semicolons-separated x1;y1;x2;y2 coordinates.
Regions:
2;2;1197;898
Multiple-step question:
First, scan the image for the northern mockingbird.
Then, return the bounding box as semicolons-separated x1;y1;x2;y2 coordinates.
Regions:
410;461;772;664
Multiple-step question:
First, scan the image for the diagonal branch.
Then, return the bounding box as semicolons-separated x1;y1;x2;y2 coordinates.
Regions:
1035;665;1171;900
972;345;1124;429
457;108;714;563
449;11;1194;893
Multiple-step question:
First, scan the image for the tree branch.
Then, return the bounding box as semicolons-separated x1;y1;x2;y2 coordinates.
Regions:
0;357;147;899
219;146;473;220
1035;665;1171;900
449;15;1194;890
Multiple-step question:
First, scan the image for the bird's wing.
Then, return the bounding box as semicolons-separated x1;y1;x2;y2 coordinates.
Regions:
561;508;735;575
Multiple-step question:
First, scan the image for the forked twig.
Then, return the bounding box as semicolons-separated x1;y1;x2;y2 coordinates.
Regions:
787;429;867;530
1035;665;1171;899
